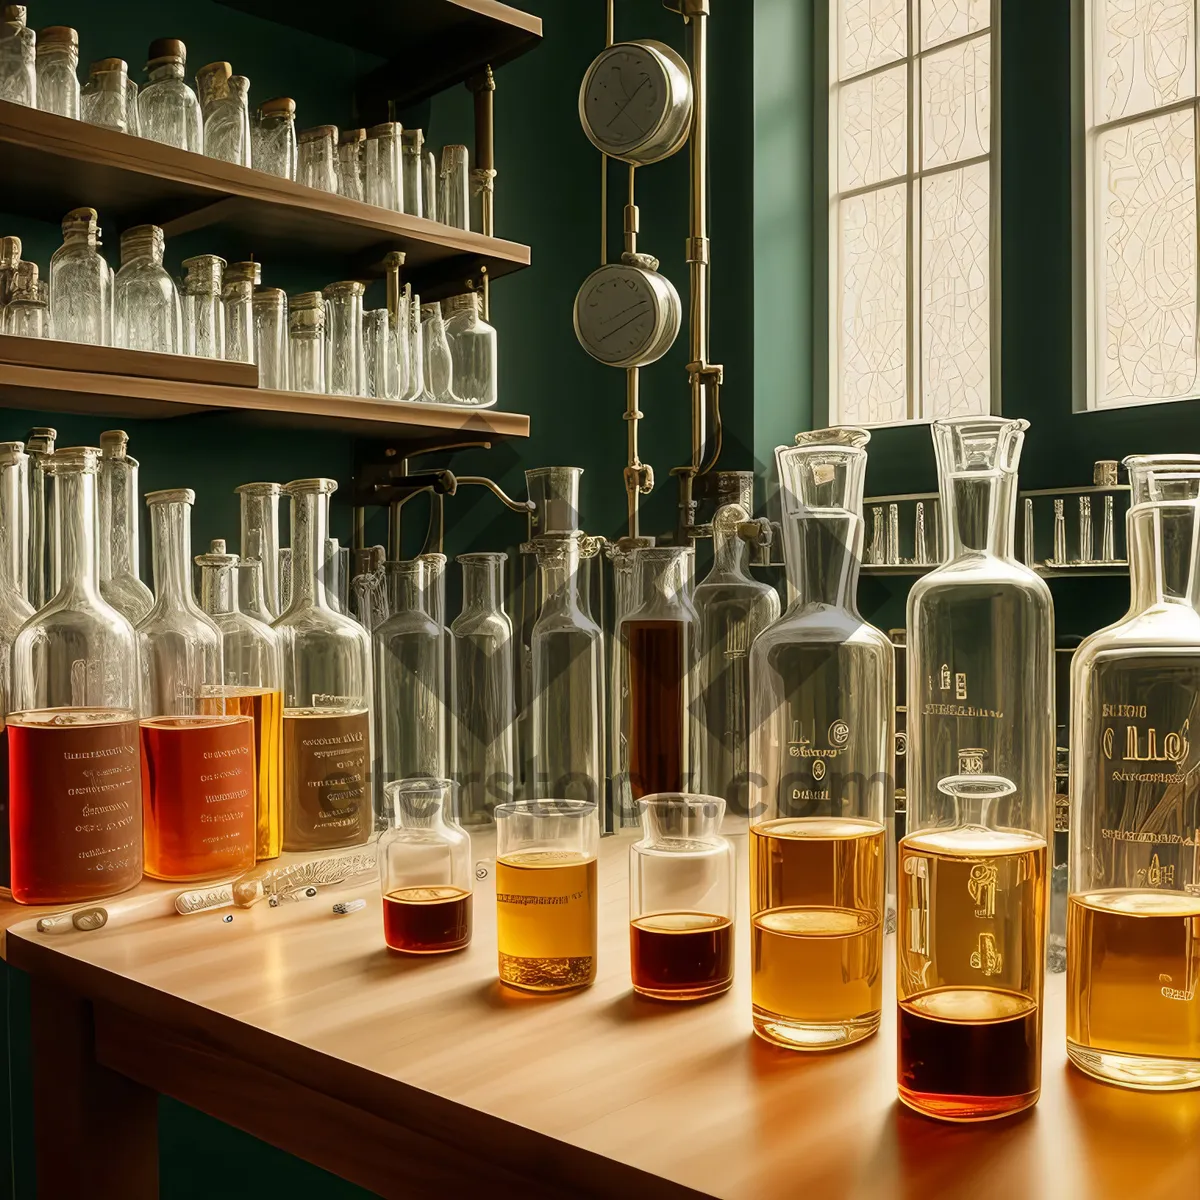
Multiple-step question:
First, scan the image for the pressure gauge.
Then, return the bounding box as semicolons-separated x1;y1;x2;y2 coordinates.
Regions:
573;253;681;369
578;40;693;165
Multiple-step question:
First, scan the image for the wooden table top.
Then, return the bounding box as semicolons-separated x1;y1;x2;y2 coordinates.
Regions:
7;829;1200;1200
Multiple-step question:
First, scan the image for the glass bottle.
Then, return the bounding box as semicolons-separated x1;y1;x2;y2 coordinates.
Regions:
9;447;142;905
0;4;34;107
252;96;296;180
180;254;225;359
365;122;403;211
363;308;398;399
274;478;373;851
423;148;437;220
324;281;365;396
114;225;182;354
80;57;128;133
4;262;48;338
222;260;259;365
297;124;339;192
35;25;78;118
288;291;325;394
421;301;456;402
337;126;365;202
229;75;252;166
235;481;281;619
253;287;288;389
196;538;284;863
197;61;245;165
901;416;1053;1121
0;235;20;307
97;430;153;624
400;127;424;218
380;777;472;953
24;426;54;611
49;207;109;346
138;38;202;152
406;289;432;401
748;429;892;1050
630;792;735;1000
451;552;515;826
439;144;470;230
125;77;141;136
1066;454;1200;1091
384;254;412;402
443;293;498;407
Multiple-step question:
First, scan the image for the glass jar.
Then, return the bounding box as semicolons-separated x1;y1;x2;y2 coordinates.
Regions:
451;552;515;826
125;77;141;136
35;24;78;117
0;234;20;307
138;38;202;152
423;148;437;220
443;293;497;407
222;259;260;365
380;777;471;954
288;291;325;394
365;122;402;211
235;480;280;620
9;447;142;904
400;127;424;218
80;57;128;133
1067;454;1200;1091
49;207;109;346
196;538;284;863
180;254;225;359
252;287;288;389
4;261;48;338
97;430;153;624
0;5;34;107
439;144;470;229
363;309;398;399
252;96;296;180
197;60;244;164
274;478;373;852
337;126;365;202
324;280;365;396
297;124;338;192
630;792;735;1001
114;225;182;354
420;301;456;402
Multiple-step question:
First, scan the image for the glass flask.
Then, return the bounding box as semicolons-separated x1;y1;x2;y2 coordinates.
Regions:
288;291;325;394
180;254;225;359
337;126;365;202
495;799;599;992
24;426;54;611
423;149;437;219
747;430;891;1050
138;38;201;152
443;293;498;407
451;552;515;826
0;4;33;106
406;289;432;401
9;447;142;905
529;533;604;811
421;302;456;402
252;287;288;389
222;260;259;365
401;127;424;218
236;481;281;619
365;122;403;211
196;538;284;863
252;96;296;180
80;57;128;132
137;489;255;882
630;793;735;1000
297;124;339;192
97;430;153;623
695;499;780;812
114;225;182;354
0;234;20;307
380;777;471;954
4;262;48;338
363;308;398;399
274;478;373;852
439;144;470;229
50;207;109;346
1066;454;1200;1091
324;281;365;396
35;25;78;118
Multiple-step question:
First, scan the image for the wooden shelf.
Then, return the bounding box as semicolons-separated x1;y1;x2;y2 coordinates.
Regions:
0;100;530;301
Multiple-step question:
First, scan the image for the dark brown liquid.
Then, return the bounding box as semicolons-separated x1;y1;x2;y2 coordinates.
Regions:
282;708;370;851
631;913;733;1000
627;619;687;799
383;886;472;953
0;722;9;890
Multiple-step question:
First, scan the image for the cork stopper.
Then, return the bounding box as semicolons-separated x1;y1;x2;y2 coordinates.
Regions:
146;37;186;68
298;124;339;144
339;127;366;146
224;261;262;286
258;96;295;118
38;25;78;47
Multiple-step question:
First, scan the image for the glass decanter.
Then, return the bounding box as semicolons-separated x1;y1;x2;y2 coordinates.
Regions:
324;281;365;396
0;4;34;106
443;293;498;407
748;428;892;1050
236;481;281;619
138;38;202;152
222;260;259;365
35;24;79;118
1067;454;1200;1091
273;478;373;852
50;207;109;346
4;262;47;338
97;430;153;623
253;96;296;180
114;225;182;354
9;447;142;904
80;57;128;132
181;254;225;359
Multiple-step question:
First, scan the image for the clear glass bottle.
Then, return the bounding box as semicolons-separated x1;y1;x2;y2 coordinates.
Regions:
138;38;201;152
252;287;288;389
137;489;255;882
439;144;470;230
24;426;53;611
406;289;432;401
80;57;128;132
235;480;281;619
1067;454;1200;1091
274;478;373;852
196;538;284;863
630;792;735;1001
337;126;365;201
4;261;48;338
35;25;78;118
365;122;403;211
114;225;182;354
748;429;892;1050
443;293;498;407
49;207;109;346
288;291;325;394
97;430;153;624
451;552;515;826
380;777;471;953
9;446;142;905
400;127;424;218
197;61;245;164
180;254;225;359
222;260;259;365
0;234;20;307
901;416;1053;1121
252;97;296;180
421;301;456;402
383;253;412;402
0;4;34;107
324;280;365;396
297;124;339;193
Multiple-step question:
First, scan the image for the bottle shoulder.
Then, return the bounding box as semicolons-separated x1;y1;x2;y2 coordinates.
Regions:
754;604;891;652
911;554;1050;598
1074;604;1200;664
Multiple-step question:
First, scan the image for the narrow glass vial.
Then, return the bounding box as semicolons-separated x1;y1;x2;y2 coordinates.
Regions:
423;148;437;219
138;38;202;152
297;124;339;192
0;5;34;107
235;481;281;619
114;225;182;354
229;76;252;166
274;479;373;852
439;144;470;229
407;289;431;401
384;253;412;401
50;207;109;346
10;447;142;904
337;127;365;201
380;778;471;954
401;127;424;217
80;57;128;132
35;25;78;118
222;260;259;365
181;254;225;359
24;426;54;611
421;301;456;402
749;429;892;1050
1067;454;1200;1091
97;430;153;623
252;96;296;180
1078;496;1093;563
630;793;735;1001
365;122;403;211
443;293;498;407
324;281;365;396
252;287;288;389
4;262;48;338
288;291;325;393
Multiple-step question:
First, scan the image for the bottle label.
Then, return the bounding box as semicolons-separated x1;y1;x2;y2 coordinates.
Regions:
282;709;370;852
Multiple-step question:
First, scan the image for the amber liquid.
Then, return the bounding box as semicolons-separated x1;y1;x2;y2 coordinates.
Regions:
383;886;472;954
750;817;885;1048
1066;889;1200;1088
897;829;1046;1120
8;708;141;905
141;715;256;881
282;708;370;851
495;851;597;991
630;913;733;1001
627;620;687;799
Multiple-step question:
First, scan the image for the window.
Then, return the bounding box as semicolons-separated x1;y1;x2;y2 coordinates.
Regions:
829;0;996;426
1083;2;1198;410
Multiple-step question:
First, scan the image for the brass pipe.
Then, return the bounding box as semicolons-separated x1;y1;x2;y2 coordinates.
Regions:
469;66;496;318
600;0;614;265
454;475;536;514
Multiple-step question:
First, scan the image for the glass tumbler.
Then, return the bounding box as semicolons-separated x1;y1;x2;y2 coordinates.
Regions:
365;122;402;211
439;144;470;230
363;309;398;399
288;291;325;393
222;260;260;365
400;127;424;217
337;127;365;201
380;777;472;955
324;280;364;396
495;799;599;993
297;124;338;192
181;254;225;359
252;287;288;389
630;793;735;1001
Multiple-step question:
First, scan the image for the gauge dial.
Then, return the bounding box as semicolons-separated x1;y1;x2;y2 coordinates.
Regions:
573;263;680;369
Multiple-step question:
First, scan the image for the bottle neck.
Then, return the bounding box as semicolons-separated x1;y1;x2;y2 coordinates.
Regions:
712;519;750;577
0;457;25;599
121;240;163;268
63;231;99;250
784;511;861;611
386;563;428;615
1128;504;1200;612
461;558;503;612
200;564;239;616
237;560;269;619
53;467;101;599
941;471;1016;558
537;539;584;612
289;489;330;611
150;501;197;610
100;457;139;582
148;61;183;82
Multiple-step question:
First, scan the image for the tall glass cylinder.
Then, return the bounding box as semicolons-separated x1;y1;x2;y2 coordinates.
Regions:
181;254;225;359
407;289;431;401
35;25;79;118
24;426;53;611
401;127;424;218
253;287;288;389
235;481;280;619
363;308;398;399
288;291;325;394
97;430;153;624
222;260;259;365
49;207;109;346
297;124;338;192
114;225;182;354
423;149;437;220
421;301;455;402
324;281;364;396
80;57;128;132
365;122;403;211
138;38;201;152
252;96;296;180
438;144;470;229
337;127;365;201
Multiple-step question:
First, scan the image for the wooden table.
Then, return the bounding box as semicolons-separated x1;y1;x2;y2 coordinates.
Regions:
7;830;1199;1200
